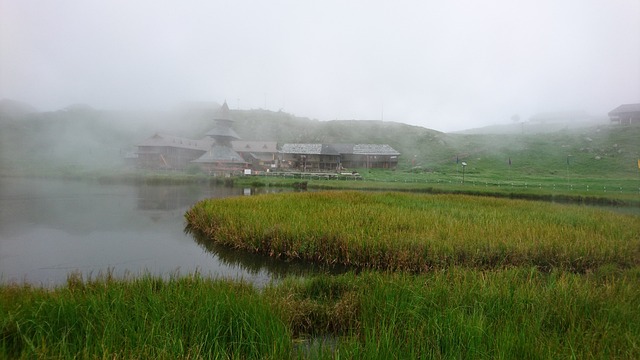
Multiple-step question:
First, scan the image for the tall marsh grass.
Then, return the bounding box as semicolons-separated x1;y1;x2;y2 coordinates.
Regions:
3;268;638;358
328;268;640;359
0;272;291;359
185;191;640;272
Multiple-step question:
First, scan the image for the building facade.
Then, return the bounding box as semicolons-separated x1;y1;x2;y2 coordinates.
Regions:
136;133;212;170
280;143;400;171
232;141;279;170
609;104;640;125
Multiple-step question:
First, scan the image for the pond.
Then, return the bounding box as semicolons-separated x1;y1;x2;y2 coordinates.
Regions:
2;177;637;287
0;177;326;287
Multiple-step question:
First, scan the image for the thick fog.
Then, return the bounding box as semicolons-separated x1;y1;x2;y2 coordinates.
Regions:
1;0;639;132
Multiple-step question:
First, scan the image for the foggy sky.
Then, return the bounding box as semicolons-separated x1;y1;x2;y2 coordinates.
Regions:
1;0;639;132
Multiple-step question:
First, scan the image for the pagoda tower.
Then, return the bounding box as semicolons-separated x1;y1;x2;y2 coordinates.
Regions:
204;101;240;146
192;101;246;172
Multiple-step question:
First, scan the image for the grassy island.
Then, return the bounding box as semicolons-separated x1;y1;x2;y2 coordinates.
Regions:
185;191;639;272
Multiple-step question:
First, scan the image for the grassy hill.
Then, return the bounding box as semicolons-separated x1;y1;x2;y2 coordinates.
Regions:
444;125;639;179
1;100;638;180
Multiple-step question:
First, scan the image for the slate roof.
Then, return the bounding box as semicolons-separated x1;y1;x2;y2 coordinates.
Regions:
324;143;355;155
352;144;400;156
215;101;232;121
205;123;240;139
205;101;240;139
232;141;278;153
281;144;323;154
137;133;212;151
281;143;400;156
191;145;246;164
608;103;640;116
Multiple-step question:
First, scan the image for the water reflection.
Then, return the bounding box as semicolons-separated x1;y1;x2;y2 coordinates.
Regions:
4;177;632;287
0;177;294;287
188;229;349;279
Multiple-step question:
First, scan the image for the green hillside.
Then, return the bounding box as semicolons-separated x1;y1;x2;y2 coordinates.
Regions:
1;101;638;181
443;126;640;178
229;110;452;169
228;109;639;179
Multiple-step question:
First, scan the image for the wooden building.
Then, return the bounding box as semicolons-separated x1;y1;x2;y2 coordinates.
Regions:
280;143;400;171
232;141;279;170
135;100;400;174
136;133;212;170
345;144;400;169
609;104;640;125
191;101;247;175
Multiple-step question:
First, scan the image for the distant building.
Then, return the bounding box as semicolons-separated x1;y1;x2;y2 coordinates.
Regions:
135;101;401;174
136;133;212;170
609;103;640;125
232;141;279;170
347;144;401;169
280;143;400;171
192;101;247;175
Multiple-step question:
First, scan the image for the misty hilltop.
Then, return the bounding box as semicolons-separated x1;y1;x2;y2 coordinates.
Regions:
2;2;638;132
0;100;638;179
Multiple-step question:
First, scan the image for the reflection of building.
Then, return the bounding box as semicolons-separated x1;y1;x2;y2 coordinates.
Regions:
280;143;400;171
136;184;248;223
609;104;640;125
137;185;196;211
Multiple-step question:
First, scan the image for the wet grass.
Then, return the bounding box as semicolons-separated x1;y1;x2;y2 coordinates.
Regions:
2;268;639;359
293;268;640;359
4;189;639;358
234;169;640;206
0;272;291;359
185;191;640;272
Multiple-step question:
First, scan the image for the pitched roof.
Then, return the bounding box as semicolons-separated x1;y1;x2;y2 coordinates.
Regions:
205;122;240;139
352;144;400;155
281;143;323;154
137;133;212;151
191;145;246;164
324;143;354;155
281;143;400;156
609;103;640;116
232;141;278;153
215;101;232;121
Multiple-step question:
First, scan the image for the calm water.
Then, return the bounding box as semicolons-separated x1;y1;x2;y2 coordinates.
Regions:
0;177;317;287
3;177;636;287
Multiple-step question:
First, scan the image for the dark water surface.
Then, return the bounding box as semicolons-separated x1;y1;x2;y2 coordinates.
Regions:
0;177;312;287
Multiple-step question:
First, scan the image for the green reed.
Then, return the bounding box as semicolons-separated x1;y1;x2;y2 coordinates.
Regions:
330;267;640;359
185;191;640;272
0;272;291;359
4;268;637;359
